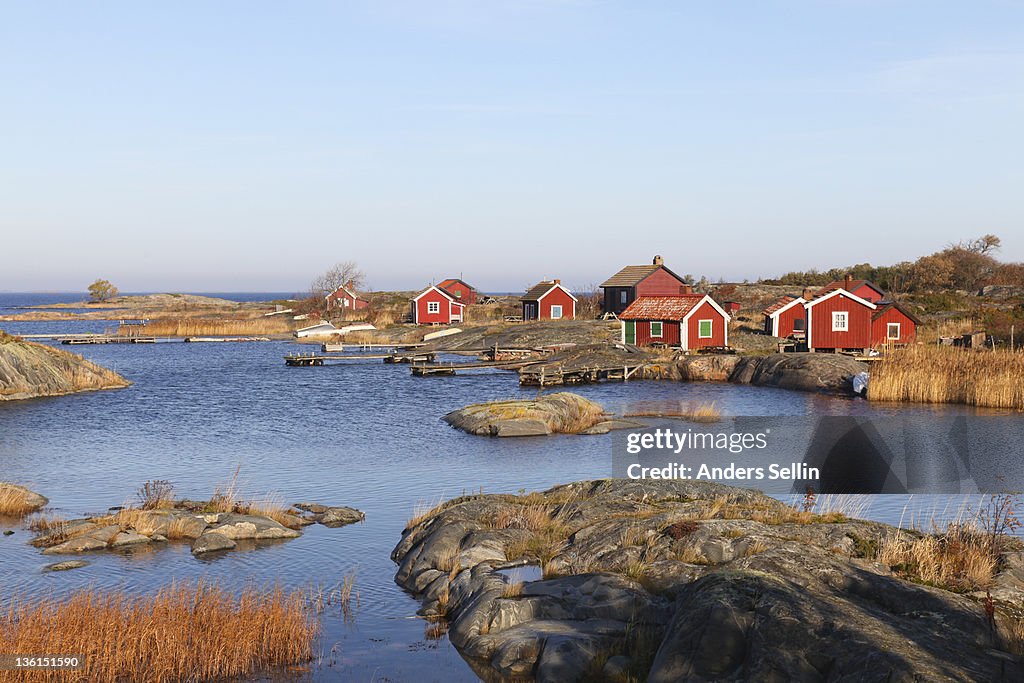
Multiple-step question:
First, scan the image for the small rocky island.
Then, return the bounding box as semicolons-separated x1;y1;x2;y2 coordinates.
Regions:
443;393;613;437
393;480;1024;682
0;331;130;400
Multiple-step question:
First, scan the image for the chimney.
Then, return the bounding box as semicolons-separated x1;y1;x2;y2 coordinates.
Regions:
843;274;852;291
553;279;560;284
680;284;693;295
802;287;814;300
345;280;354;289
653;255;664;266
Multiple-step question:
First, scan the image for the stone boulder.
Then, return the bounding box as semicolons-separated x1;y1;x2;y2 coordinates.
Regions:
393;479;1024;682
730;352;868;394
294;503;365;528
191;532;237;555
205;513;301;540
444;393;606;437
0;483;48;513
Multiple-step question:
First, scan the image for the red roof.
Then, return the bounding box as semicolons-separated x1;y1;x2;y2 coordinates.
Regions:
815;279;885;298
619;295;706;320
762;295;798;316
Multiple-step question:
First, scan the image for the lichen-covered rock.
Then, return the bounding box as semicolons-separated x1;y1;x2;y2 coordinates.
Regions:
293;503;366;528
444;393;606;437
730;352;868;394
0;332;130;400
191;532;236;555
393;480;1024;682
206;513;301;540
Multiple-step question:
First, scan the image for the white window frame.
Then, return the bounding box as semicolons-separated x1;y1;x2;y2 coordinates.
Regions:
832;311;848;332
550;305;563;319
427;301;440;314
619;290;627;304
698;319;713;338
887;322;901;340
650;321;663;338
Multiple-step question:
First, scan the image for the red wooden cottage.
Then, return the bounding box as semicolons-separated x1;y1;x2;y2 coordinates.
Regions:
871;301;920;347
411;286;466;325
762;295;807;338
521;280;577;321
437;278;477;305
804;289;877;352
600;255;691;316
724;301;741;316
619;292;730;350
815;275;886;304
325;281;369;312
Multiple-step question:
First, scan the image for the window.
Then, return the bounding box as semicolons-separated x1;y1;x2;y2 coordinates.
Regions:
832;311;848;331
650;321;663;338
427;301;440;314
550;305;563;319
887;322;901;340
793;318;805;332
698;319;713;338
619;290;627;304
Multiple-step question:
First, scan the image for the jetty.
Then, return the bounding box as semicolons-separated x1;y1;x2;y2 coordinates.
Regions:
61;336;156;345
410;359;536;376
518;363;646;386
321;342;426;353
285;351;437;367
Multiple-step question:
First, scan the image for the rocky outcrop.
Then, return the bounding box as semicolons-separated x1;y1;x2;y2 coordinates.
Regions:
730;352;868;393
444;393;607;437
294;503;366;527
393;480;1024;682
0;332;130;401
0;483;49;514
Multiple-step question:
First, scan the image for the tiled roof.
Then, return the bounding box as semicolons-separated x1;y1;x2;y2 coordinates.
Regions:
815;279;885;298
872;301;922;324
619;295;706;320
523;281;557;301
600;265;661;288
762;295;798;316
438;278;474;292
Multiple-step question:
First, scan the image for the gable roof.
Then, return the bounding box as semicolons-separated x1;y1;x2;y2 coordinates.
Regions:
804;288;877;310
325;283;361;302
437;278;475;293
600;264;687;288
872;301;922;325
522;281;578;302
620;295;710;321
815;279;886;299
412;285;464;306
762;295;803;317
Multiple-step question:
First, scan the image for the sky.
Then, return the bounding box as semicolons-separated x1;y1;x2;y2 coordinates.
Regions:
2;1;1023;293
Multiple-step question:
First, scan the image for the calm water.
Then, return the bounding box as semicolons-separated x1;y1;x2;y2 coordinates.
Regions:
0;307;993;682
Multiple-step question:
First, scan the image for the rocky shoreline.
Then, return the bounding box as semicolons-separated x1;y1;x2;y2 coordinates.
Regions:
0;332;130;401
393;480;1024;682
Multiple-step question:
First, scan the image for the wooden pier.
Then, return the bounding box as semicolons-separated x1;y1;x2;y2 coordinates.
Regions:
321;342;426;353
518;363;646;387
409;359;535;376
285;351;437;366
61;336;156;345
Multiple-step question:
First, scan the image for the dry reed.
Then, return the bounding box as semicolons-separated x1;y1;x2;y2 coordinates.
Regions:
624;400;721;422
868;345;1024;409
0;582;319;683
125;318;293;337
0;484;44;517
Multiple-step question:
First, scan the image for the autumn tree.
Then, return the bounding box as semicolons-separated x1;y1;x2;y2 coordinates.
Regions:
87;278;119;302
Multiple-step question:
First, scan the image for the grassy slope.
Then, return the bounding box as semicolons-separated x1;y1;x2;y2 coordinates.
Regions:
0;331;130;400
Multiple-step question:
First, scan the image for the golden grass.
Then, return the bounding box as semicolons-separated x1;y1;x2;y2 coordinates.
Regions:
501;581;525;599
0;582;318;683
124;317;293;337
868;345;1024;409
625;400;721;422
877;524;996;592
204;467;293;526
0;484;43;517
405;496;450;530
494;505;552;532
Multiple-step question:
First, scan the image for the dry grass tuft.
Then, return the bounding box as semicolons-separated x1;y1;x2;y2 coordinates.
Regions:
124;317;293;337
0;484;43;517
869;345;1024;409
625;400;721;422
0;582;318;683
501;581;525;599
878;524;997;592
136;480;174;510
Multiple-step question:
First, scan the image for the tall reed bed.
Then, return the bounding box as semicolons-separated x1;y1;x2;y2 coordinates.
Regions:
122;317;293;337
868;345;1024;409
0;582;318;683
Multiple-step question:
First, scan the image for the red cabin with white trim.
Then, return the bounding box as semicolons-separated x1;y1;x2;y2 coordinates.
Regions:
871;302;920;347
619;294;730;350
763;295;807;338
325;281;369;311
815;276;886;304
437;278;477;305
411;286;465;325
521;280;577;321
804;289;876;352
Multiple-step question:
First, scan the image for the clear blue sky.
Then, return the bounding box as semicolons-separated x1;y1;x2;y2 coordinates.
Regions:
2;1;1022;293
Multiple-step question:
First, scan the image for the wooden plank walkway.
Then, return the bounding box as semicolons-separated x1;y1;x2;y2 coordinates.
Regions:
518;363;646;386
410;359;535;376
285;352;437;366
62;336;156;345
321;342;427;352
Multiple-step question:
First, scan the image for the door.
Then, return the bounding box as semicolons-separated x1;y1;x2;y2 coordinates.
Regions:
624;321;635;344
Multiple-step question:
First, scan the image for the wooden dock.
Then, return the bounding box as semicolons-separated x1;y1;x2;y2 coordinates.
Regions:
285;351;437;366
409;359;534;376
321;342;426;353
61;336;156;345
518;363;646;386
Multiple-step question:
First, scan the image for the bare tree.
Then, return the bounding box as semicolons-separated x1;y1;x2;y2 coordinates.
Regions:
311;261;366;298
969;234;1002;255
